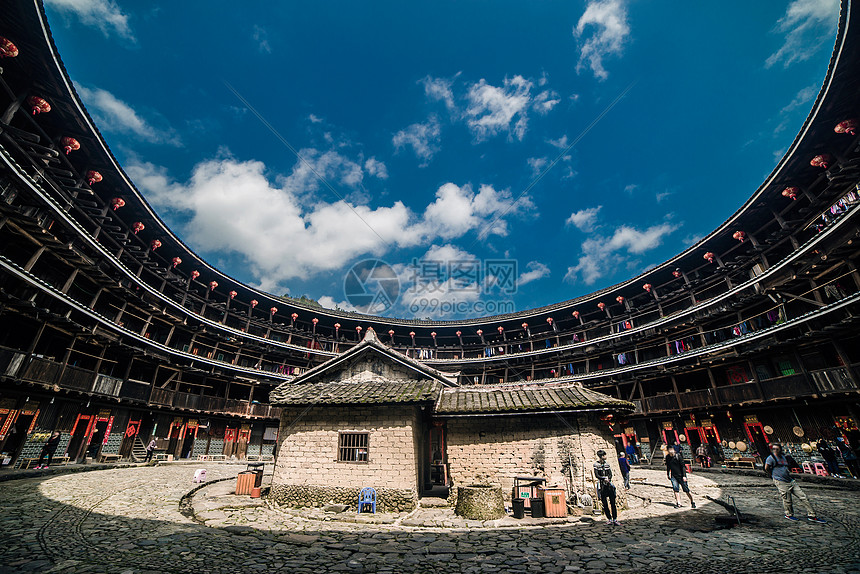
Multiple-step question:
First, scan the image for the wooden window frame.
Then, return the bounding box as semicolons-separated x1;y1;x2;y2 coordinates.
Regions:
337;431;369;463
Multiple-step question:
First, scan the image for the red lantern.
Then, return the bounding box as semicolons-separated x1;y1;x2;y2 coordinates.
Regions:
455;330;462;337
521;322;528;330
672;269;682;278
150;239;161;251
615;296;624;305
270;306;278;315
704;252;715;263
409;331;416;340
476;329;483;336
87;171;103;186
733;231;746;242
781;187;799;201
312;318;319;325
110;197;125;210
191;270;200;280
0;37;19;58
208;281;218;291
61;137;80;155
431;331;437;340
810;154;833;169
27;96;50;115
597;302;606;311
250;299;258;308
387;329;394;338
497;326;504;334
834;119;858;136
229;290;237;299
132;221;145;234
335;323;341;333
356;326;363;334
546;317;553;325
291;313;298;322
171;257;182;268
643;283;652;293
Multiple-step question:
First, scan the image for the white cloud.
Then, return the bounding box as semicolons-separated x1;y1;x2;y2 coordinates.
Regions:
565;221;675;285
420;75;457;111
547;135;569;149
465;76;533;141
45;0;133;40
527;157;549;176
129;156;531;291
252;25;271;54
392;118;442;166
363;157;389;180
566;206;602;232
573;0;630;80
775;83;819;133
518;261;550;286
75;84;179;145
533;90;561;114
395;244;484;318
766;0;839;68
317;295;358;312
417;183;532;240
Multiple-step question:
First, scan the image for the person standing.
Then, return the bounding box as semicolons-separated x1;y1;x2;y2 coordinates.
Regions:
764;443;826;523
625;442;638;464
144;438;157;463
696;443;710;468
618;452;631;489
836;437;859;478
593;450;619;525
665;446;696;508
817;439;841;477
36;431;61;469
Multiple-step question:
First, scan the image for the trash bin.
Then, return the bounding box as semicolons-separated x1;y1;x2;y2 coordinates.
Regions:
511;498;525;519
236;471;256;495
540;487;567;518
530;497;545;519
247;462;264;487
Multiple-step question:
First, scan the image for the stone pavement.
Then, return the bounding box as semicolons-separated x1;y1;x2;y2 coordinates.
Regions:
0;464;858;574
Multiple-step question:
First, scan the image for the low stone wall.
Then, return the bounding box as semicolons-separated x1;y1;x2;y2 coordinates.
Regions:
269;483;417;512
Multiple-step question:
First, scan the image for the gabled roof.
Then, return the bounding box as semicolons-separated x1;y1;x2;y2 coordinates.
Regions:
435;383;635;416
282;327;458;388
269;327;456;406
269;379;442;406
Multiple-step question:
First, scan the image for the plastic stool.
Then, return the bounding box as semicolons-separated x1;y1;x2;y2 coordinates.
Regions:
802;462;814;474
813;462;828;476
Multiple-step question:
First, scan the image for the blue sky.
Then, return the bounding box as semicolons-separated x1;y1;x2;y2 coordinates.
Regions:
44;0;839;318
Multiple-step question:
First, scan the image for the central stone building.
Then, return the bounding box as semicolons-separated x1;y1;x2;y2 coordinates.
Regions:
269;328;633;512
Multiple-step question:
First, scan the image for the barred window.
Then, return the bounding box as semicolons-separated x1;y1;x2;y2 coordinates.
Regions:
338;432;369;463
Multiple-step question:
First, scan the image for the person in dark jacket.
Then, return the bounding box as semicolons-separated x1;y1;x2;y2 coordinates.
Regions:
618;452;631;489
36;431;61;469
836;437;859;478
817;439;841;477
665;448;695;508
593;450;619;524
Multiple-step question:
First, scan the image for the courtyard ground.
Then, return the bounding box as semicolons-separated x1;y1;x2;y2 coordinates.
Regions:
0;463;858;573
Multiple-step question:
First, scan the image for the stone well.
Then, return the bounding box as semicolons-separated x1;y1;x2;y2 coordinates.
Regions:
454;484;506;520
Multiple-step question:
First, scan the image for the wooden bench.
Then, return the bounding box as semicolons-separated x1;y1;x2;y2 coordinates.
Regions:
99;453;121;463
19;457;40;469
725;457;756;469
208;454;226;461
154;453;174;462
50;455;70;466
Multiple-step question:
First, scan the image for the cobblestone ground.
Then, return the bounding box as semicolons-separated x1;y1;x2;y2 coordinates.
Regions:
0;464;858;574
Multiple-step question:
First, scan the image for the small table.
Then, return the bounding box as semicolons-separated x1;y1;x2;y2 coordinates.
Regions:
513;476;546;508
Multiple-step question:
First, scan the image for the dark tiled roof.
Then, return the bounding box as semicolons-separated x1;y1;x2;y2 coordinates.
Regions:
435;384;634;415
270;379;443;406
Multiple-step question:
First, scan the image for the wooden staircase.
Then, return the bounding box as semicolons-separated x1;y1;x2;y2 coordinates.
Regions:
131;436;148;462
